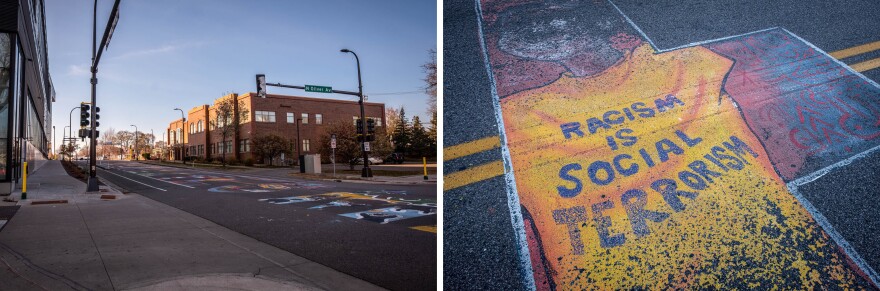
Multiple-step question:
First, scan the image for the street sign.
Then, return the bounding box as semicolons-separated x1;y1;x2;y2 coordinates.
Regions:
363;142;371;152
305;85;332;93
330;134;337;149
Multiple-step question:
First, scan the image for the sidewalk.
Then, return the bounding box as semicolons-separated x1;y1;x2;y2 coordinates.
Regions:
0;160;384;290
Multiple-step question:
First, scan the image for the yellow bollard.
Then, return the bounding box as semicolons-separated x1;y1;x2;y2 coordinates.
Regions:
21;162;27;200
423;157;428;180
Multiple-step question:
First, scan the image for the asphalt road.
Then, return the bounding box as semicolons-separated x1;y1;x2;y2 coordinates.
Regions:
91;161;436;291
444;0;880;289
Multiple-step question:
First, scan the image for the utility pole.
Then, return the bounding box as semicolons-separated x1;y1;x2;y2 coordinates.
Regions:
87;0;122;191
130;125;138;161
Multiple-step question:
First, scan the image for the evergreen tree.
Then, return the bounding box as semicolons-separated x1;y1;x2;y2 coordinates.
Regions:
410;116;430;157
428;111;437;158
392;107;410;154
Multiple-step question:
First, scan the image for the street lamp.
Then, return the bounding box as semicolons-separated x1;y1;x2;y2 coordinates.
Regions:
130;124;138;161
340;48;372;177
174;108;186;161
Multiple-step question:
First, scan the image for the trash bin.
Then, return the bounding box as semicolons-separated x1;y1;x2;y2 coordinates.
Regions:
304;154;321;174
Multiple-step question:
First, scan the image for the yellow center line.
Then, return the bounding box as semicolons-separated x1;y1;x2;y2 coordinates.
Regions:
443;136;500;161
444;160;505;191
829;40;880;59
410;225;437;233
850;57;880;72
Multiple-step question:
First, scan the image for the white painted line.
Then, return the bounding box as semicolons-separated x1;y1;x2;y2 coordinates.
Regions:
657;27;780;53
124;171;196;189
607;0;659;52
790;144;880;187
102;170;167;192
786;185;880;286
475;0;536;289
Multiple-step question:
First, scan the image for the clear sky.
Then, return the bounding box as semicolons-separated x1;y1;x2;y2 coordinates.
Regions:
46;0;437;146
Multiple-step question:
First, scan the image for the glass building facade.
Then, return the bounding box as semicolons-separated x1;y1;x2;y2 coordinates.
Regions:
0;0;54;194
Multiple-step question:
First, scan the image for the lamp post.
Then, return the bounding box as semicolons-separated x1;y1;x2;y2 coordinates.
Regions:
52;125;55;159
340;48;372;177
174;108;186;161
68;106;79;144
130;124;138;161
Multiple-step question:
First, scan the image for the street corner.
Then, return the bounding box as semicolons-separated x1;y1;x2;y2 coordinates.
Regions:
474;0;880;288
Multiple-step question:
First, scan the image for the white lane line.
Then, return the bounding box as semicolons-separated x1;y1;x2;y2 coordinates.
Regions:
102;170;167;192
786;185;880;286
123;171;196;189
790;144;880;187
475;0;536;290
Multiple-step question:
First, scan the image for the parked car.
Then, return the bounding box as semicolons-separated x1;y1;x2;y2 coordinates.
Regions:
384;153;405;164
352;157;384;165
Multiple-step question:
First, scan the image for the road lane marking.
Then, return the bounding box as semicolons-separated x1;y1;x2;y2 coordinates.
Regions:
410;225;437;233
443;160;504;191
102;170;167;192
443;136;500;161
851;57;880;72
123;170;196;189
829;40;880;59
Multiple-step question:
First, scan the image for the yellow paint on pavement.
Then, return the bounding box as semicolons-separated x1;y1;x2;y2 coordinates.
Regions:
444;160;504;191
829;40;880;59
851;57;880;72
444;136;500;161
410;225;437;233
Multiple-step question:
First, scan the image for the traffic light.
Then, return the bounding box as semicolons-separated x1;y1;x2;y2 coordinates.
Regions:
256;74;266;98
93;106;100;128
366;118;375;134
79;104;90;127
356;119;364;135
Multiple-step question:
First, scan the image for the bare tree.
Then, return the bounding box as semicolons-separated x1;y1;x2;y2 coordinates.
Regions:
209;96;249;165
251;134;290;166
385;106;400;136
423;49;437;115
319;121;392;170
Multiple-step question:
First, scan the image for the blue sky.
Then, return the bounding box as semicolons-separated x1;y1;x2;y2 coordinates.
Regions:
46;0;437;145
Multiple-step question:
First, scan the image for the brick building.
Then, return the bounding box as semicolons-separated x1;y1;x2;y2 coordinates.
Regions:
167;92;384;164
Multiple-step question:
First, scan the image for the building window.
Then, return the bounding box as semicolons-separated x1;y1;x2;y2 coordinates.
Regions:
255;111;275;122
190;123;195;134
239;139;249;153
370;117;382;127
302;139;310;152
353;116;359;126
226;141;233;154
197;120;203;132
315;114;323;125
301;113;309;124
287;112;294;123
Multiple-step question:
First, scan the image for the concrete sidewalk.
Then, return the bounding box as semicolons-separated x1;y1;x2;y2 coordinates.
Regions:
0;160;383;290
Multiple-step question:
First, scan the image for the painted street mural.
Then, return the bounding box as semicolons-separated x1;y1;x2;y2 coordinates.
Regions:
479;0;879;289
259;191;437;226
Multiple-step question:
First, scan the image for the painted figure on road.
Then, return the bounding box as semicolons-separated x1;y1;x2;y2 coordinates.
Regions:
480;0;879;289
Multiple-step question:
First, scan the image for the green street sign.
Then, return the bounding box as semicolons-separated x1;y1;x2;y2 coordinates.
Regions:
305;85;332;93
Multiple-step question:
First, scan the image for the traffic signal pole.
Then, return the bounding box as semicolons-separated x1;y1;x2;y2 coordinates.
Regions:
87;0;121;192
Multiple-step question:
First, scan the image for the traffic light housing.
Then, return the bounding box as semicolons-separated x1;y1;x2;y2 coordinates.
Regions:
79;104;90;126
356;119;364;135
366;118;375;134
256;74;266;98
93;106;100;128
